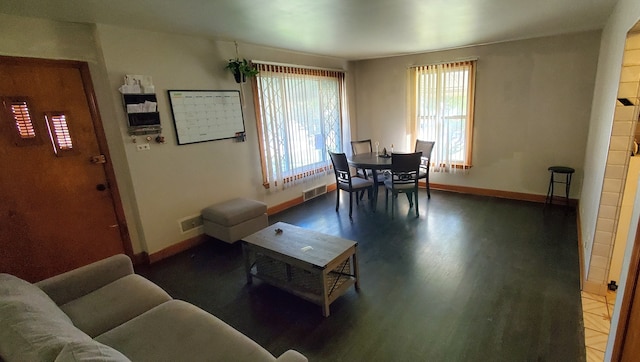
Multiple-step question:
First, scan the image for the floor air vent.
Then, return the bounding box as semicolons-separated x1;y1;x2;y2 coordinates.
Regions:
179;214;203;233
303;184;327;201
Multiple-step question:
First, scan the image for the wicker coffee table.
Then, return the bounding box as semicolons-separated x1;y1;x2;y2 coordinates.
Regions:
242;222;359;317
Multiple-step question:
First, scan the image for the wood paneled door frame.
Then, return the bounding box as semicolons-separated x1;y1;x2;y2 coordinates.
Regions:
611;216;640;360
75;58;133;258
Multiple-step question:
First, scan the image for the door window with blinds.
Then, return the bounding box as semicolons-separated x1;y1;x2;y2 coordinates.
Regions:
410;60;476;172
252;63;344;189
2;97;75;156
44;112;75;156
2;97;41;146
10;100;36;138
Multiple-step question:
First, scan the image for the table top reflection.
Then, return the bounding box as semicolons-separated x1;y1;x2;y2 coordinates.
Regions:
347;152;392;169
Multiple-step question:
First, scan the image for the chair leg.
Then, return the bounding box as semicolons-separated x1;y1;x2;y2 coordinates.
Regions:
391;191;395;219
546;172;554;204
349;191;353;218
406;193;413;207
335;189;340;212
385;188;389;211
415;189;419;217
359;169;368;201
426;174;431;199
565;173;572;207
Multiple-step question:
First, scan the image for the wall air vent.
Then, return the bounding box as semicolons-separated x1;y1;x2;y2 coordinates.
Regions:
303;184;327;201
178;214;203;233
617;98;634;106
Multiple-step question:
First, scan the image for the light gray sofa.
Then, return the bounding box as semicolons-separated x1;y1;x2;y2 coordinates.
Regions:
0;254;307;362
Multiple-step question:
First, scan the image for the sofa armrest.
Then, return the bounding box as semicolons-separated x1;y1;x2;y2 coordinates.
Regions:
275;350;308;362
36;254;134;305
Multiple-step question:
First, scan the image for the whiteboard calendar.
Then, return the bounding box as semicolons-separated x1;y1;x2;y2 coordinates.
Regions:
167;90;245;145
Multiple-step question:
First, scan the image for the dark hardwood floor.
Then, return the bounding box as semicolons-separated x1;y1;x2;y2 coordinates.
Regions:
136;190;585;361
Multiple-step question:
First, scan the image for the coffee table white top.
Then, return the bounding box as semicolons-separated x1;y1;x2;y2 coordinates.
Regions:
242;222;357;268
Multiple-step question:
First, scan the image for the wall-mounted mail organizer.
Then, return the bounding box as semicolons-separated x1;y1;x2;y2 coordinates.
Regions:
167;90;245;145
120;74;161;136
122;93;161;135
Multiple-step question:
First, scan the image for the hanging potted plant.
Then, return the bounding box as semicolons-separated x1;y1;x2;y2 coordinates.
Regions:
225;58;259;83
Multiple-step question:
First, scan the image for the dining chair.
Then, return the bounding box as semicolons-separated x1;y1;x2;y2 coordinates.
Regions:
414;139;435;199
351;139;373;154
351;138;389;183
329;151;374;218
350;139;373;180
384;152;422;219
350;139;383;201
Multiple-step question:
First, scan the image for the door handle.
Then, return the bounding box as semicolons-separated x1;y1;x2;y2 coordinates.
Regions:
90;155;107;164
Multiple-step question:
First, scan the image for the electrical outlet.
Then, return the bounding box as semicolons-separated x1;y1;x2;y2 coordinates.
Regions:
136;144;150;151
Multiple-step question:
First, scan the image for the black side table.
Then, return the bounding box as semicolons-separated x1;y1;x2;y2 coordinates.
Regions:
545;166;575;206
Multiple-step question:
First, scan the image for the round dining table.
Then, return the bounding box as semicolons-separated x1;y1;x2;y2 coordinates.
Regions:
347;152;392;209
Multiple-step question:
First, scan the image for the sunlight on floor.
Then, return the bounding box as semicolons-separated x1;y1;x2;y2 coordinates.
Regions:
581;290;616;361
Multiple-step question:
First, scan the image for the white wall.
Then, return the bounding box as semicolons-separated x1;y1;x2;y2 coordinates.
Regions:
352;32;601;197
610;157;640;283
0;14;97;61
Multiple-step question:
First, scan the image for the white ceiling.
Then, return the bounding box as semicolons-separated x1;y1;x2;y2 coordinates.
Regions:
0;0;617;60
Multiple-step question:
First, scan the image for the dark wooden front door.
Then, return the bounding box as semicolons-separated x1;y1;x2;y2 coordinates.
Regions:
0;56;129;282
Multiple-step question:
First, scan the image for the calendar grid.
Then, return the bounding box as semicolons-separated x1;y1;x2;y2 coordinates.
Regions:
168;90;245;145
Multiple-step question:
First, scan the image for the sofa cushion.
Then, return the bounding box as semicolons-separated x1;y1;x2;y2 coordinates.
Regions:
0;273;92;362
37;254;135;306
60;274;172;337
54;340;130;362
96;300;277;362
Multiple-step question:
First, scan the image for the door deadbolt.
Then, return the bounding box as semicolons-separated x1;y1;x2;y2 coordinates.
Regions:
90;155;107;164
96;184;107;191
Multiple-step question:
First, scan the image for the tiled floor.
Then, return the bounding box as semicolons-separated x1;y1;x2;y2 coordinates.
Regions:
582;290;617;361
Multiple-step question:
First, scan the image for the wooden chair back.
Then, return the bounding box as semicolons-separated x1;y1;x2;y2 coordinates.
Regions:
328;151;352;187
351;139;373;155
414;139;435;169
390;152;422;184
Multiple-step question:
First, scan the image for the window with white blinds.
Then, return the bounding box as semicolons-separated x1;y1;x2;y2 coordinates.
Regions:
410;60;476;171
253;63;345;189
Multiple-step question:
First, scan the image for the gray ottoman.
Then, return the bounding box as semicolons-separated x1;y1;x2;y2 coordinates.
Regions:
202;198;268;243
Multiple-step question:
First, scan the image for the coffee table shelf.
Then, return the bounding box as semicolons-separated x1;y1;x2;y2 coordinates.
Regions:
242;222;359;317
